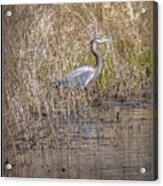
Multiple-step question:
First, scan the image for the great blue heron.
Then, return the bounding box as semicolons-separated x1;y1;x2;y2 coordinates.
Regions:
51;37;111;89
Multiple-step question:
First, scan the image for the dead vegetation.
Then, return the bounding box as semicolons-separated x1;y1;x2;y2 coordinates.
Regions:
2;2;154;178
3;2;152;131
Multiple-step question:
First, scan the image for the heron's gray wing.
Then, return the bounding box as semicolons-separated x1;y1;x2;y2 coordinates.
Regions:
61;66;94;88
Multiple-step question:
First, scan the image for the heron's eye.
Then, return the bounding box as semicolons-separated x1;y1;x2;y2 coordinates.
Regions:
96;39;101;43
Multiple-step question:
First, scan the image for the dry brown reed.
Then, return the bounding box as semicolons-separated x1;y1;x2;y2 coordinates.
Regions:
3;2;152;139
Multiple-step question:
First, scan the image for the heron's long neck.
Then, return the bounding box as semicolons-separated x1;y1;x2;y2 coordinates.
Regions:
91;43;102;75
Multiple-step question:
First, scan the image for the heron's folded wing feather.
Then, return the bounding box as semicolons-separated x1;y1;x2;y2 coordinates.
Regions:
63;66;94;87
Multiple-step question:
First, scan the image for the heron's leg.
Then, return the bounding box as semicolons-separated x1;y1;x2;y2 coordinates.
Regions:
84;87;88;92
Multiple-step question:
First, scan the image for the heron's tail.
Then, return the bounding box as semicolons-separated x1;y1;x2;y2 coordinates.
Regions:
50;80;61;88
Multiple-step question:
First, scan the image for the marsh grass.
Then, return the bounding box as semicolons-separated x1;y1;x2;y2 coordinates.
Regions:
3;2;152;139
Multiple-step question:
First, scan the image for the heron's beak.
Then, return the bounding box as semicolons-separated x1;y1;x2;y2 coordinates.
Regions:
102;38;112;43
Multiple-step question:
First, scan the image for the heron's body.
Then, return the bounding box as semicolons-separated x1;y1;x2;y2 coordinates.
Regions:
55;66;97;89
52;37;110;89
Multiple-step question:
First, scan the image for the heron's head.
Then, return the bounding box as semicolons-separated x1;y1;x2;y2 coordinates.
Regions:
91;37;111;45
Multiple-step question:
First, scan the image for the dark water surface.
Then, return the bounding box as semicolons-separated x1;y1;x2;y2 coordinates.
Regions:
4;102;154;180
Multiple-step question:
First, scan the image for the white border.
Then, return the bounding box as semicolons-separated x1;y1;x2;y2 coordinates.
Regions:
0;0;156;5
0;0;162;186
